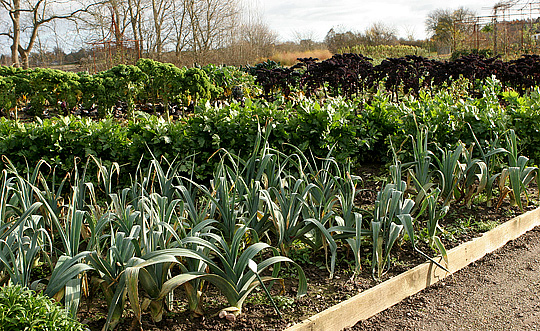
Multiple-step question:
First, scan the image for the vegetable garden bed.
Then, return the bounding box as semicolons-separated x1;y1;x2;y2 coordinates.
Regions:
285;206;540;331
2;56;540;331
76;192;538;331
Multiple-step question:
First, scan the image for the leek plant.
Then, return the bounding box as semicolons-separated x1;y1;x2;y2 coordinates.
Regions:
87;227;140;330
0;227;50;288
126;226;307;325
433;143;463;205
467;125;507;207
344;212;364;277
302;155;365;278
498;129;537;210
371;161;415;279
301;155;340;278
2;158;93;318
371;183;414;280
0;132;367;329
456;144;488;208
417;188;449;263
371;158;449;280
407;127;436;206
333;167;368;277
261;175;315;255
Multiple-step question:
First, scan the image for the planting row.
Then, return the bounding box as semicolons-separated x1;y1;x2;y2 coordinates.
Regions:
0;124;535;329
253;53;540;100
2;80;540;185
3;53;540;119
0;59;255;118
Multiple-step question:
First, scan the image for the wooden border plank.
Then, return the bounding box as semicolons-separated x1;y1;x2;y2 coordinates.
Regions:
285;207;540;331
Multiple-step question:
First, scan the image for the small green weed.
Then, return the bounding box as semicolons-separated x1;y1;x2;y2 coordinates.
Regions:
474;220;498;232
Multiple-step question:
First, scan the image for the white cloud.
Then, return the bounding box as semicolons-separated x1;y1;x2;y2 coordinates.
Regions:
255;0;504;41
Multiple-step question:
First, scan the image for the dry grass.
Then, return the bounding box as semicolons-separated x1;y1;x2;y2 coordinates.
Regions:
264;49;333;66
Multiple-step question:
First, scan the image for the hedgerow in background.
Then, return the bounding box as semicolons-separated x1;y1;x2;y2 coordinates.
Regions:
340;44;430;62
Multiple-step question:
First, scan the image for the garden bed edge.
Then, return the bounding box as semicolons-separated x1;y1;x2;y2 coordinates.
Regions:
284;207;540;331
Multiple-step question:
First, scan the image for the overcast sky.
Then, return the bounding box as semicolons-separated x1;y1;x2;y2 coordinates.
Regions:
253;0;502;41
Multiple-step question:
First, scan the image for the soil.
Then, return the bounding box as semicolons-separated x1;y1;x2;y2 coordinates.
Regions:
77;167;540;331
351;226;540;331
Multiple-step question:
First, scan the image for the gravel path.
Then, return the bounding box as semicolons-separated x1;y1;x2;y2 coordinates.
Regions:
350;227;540;331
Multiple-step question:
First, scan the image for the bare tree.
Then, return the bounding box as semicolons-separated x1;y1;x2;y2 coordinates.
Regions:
236;2;276;62
426;7;476;53
365;22;398;46
185;0;238;59
149;0;174;59
171;0;189;56
0;0;104;68
126;0;146;55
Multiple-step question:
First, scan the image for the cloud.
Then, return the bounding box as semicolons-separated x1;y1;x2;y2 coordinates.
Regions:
257;0;499;41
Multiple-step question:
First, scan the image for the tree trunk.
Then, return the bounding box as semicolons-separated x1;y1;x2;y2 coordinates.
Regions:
152;0;163;60
20;49;29;69
10;0;21;67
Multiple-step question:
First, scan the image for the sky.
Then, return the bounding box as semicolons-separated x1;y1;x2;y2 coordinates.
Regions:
253;0;503;41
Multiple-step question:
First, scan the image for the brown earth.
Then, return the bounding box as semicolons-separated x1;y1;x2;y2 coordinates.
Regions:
351;226;540;331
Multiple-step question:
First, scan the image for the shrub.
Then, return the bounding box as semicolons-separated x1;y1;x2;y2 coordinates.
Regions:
0;285;87;331
340;44;430;62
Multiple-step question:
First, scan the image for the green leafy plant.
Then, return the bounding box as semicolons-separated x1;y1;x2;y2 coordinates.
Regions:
0;285;87;331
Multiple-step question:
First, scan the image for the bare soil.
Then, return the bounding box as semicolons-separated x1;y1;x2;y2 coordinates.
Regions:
351;226;540;331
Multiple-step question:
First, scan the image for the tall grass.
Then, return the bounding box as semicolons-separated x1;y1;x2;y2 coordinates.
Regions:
265;49;333;66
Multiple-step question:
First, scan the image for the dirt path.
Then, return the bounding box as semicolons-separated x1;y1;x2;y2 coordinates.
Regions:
350;227;540;331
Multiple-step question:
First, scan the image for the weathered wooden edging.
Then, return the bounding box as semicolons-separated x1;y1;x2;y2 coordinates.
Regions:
285;207;540;331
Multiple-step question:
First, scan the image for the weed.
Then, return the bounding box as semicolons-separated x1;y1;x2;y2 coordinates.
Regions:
474;220;498;232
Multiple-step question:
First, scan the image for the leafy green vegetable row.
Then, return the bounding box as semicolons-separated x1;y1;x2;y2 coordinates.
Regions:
0;59;256;117
2;78;540;184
